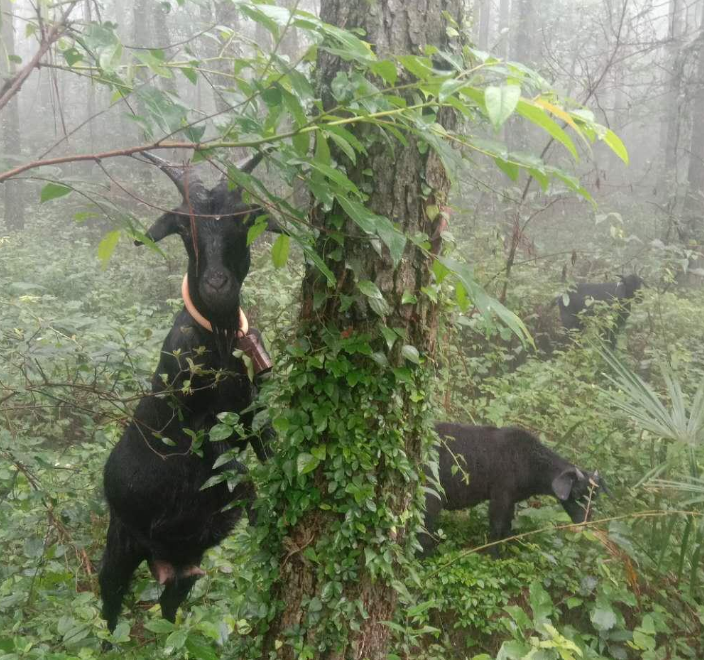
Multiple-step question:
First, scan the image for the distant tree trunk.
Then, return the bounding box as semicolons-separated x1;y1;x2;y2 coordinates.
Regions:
151;3;178;96
478;0;491;50
510;0;534;64
132;0;152;183
660;0;685;184
279;0;301;61
260;0;461;658
1;0;24;231
498;0;510;57
508;0;534;149
84;0;97;152
255;17;272;56
684;7;704;243
472;0;481;42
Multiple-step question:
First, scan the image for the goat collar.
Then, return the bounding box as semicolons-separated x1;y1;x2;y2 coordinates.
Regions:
181;274;248;337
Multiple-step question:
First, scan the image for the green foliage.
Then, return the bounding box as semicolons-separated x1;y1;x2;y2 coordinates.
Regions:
2;2;704;660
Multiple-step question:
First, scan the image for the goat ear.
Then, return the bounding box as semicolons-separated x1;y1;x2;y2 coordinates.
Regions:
552;468;579;501
134;212;182;246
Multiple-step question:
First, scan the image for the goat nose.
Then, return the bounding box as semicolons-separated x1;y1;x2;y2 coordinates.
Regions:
207;272;229;290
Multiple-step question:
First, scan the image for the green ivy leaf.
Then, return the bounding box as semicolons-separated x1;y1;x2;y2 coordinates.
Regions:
358;280;383;299
297;452;320;475
401;344;420;364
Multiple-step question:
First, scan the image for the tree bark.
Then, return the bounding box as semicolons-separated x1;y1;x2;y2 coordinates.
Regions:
684;7;704;243
1;0;24;231
660;0;685;182
498;0;510;58
260;1;461;659
478;0;491;50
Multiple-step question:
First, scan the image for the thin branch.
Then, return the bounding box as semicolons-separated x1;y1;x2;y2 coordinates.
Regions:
0;0;79;112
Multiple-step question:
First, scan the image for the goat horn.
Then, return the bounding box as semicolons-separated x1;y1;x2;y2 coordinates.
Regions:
235;150;266;174
141;151;190;197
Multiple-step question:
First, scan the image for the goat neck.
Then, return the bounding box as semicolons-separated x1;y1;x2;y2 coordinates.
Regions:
182;273;247;363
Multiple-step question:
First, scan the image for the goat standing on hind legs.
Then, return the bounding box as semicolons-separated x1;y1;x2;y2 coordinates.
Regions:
99;151;281;635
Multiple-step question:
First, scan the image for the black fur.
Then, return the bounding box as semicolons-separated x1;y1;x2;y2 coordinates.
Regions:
556;274;644;347
99;153;277;633
421;423;606;557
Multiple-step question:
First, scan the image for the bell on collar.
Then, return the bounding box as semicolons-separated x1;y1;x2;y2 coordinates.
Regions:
238;330;273;377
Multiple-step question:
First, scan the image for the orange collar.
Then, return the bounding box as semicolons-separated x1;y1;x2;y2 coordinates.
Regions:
181;274;248;337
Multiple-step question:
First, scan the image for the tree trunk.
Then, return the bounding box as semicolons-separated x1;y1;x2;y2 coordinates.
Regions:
660;0;685;183
260;1;461;658
684;7;704;243
151;2;178;96
279;0;301;61
498;0;510;58
1;0;24;231
478;0;491;50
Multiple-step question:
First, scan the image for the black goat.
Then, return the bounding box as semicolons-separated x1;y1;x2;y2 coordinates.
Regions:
556;274;644;347
99;152;279;633
421;423;606;557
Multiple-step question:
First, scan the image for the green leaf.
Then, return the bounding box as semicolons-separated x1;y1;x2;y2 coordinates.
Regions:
185;636;219;660
246;218;269;246
165;628;188;651
326;130;356;164
209;424;234;442
297;452;320;475
369;297;390;316
144;619;175;633
315;132;331;166
494;157;519;181
603;128;629;164
180;66;198;85
401;344;420;364
111;621;131;643
370;59;397;85
40;182;72;203
398;55;436;80
63;48;82;66
135;50;173;78
438;256;531;344
303;160;358;193
484;85;521;130
401;290;417;304
271;234;290;269
358;280;383;299
590;599;617;631
336;195;377;231
516;99;578;160
375;218;406;268
380;326;398;350
97;231;120;268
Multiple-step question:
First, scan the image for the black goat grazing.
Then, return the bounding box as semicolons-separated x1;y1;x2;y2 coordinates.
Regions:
99;151;279;633
556;274;644;347
420;423;607;557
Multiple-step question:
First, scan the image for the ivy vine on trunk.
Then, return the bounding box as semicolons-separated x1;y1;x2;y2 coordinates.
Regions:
257;1;462;659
